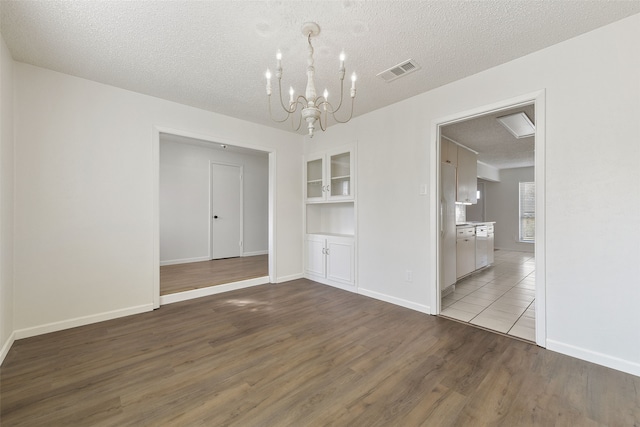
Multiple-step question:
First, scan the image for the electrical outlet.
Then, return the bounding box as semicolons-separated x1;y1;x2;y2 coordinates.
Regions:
405;270;413;282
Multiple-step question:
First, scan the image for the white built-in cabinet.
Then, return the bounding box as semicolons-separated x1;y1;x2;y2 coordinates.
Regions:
305;234;355;288
306;148;354;202
304;145;356;291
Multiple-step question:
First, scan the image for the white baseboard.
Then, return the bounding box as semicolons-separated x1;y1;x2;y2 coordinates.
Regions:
160;276;270;305
242;250;268;257
14;304;154;340
357;287;431;314
305;274;357;293
275;273;304;283
546;339;640;377
0;331;15;366
160;256;210;266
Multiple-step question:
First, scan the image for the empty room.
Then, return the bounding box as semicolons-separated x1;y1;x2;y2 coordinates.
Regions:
1;1;639;425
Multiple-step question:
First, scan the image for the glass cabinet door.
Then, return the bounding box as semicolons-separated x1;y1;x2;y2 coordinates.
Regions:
306;157;324;200
329;151;351;199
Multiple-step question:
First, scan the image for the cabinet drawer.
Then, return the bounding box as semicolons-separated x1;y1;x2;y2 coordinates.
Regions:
456;227;475;238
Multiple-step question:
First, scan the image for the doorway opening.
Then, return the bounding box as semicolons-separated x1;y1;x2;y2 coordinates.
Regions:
153;129;275;307
432;91;546;347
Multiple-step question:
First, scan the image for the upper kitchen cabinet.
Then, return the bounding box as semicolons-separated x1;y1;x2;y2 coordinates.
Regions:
456;146;478;204
441;138;458;167
305;147;354;203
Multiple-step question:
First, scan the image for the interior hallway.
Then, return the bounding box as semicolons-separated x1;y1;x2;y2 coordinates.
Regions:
160;254;268;295
441;250;535;341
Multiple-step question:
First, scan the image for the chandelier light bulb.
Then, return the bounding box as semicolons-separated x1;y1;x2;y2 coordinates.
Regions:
265;69;272;95
289;86;294;103
351;72;357;87
276;50;282;69
339;51;345;69
323;89;328;100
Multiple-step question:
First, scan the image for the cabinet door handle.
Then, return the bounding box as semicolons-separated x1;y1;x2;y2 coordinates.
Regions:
326;185;330;193
321;248;326;254
325;248;330;255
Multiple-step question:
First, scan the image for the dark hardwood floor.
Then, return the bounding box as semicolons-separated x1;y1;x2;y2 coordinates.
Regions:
1;279;638;426
160;254;268;295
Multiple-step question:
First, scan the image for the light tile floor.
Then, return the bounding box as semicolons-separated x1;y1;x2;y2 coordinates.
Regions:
441;250;536;342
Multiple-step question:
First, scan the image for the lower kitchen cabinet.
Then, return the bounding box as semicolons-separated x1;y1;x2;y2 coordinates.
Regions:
305;234;355;290
456;227;476;279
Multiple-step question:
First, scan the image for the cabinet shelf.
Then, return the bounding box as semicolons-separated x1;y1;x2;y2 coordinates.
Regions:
331;175;350;180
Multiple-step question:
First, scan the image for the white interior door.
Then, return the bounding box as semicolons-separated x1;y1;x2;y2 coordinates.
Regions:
211;163;242;259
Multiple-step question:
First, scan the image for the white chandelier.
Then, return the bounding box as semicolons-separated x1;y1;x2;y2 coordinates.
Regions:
265;22;356;138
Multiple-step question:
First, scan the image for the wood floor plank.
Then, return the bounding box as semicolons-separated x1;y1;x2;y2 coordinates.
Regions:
2;279;639;426
160;254;268;295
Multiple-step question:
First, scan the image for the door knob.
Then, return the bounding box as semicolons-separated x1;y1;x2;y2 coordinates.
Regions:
214;215;218;219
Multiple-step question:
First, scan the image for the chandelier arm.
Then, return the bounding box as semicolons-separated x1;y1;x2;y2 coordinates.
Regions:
267;96;293;123
329;97;355;124
291;107;303;131
331;75;346;113
276;77;299;114
318;110;327;132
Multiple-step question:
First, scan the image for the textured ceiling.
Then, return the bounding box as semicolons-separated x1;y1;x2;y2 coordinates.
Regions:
442;104;535;170
1;1;639;139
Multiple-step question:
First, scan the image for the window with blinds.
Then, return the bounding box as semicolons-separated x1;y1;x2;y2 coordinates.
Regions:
519;181;535;242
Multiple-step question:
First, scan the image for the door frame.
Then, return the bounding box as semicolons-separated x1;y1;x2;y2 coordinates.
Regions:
210;161;244;259
152;126;276;309
430;90;547;347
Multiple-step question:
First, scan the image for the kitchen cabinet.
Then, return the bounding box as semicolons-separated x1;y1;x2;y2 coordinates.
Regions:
306;147;354;203
456;146;477;204
487;223;495;265
456;227;476;279
475;225;488;269
441;138;458;167
305;234;355;289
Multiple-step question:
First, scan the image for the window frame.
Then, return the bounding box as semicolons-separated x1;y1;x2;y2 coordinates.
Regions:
519;181;535;243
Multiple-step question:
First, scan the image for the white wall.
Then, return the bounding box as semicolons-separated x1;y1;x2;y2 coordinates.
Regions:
159;136;269;264
12;63;303;337
485;167;535;252
313;14;640;375
0;34;14;363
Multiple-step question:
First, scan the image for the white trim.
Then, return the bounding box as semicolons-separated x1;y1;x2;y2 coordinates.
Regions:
532;90;547;347
306;274;356;292
160;256;210;267
152;127;161;309
268;152;276;283
547;339;640;377
153;126;277;302
430;90;547;348
242;250;269;257
275;273;304;283
358;287;430;314
0;331;15;366
160;277;269;305
13;304;154;340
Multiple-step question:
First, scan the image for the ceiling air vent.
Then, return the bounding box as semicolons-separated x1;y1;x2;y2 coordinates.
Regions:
377;59;421;82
